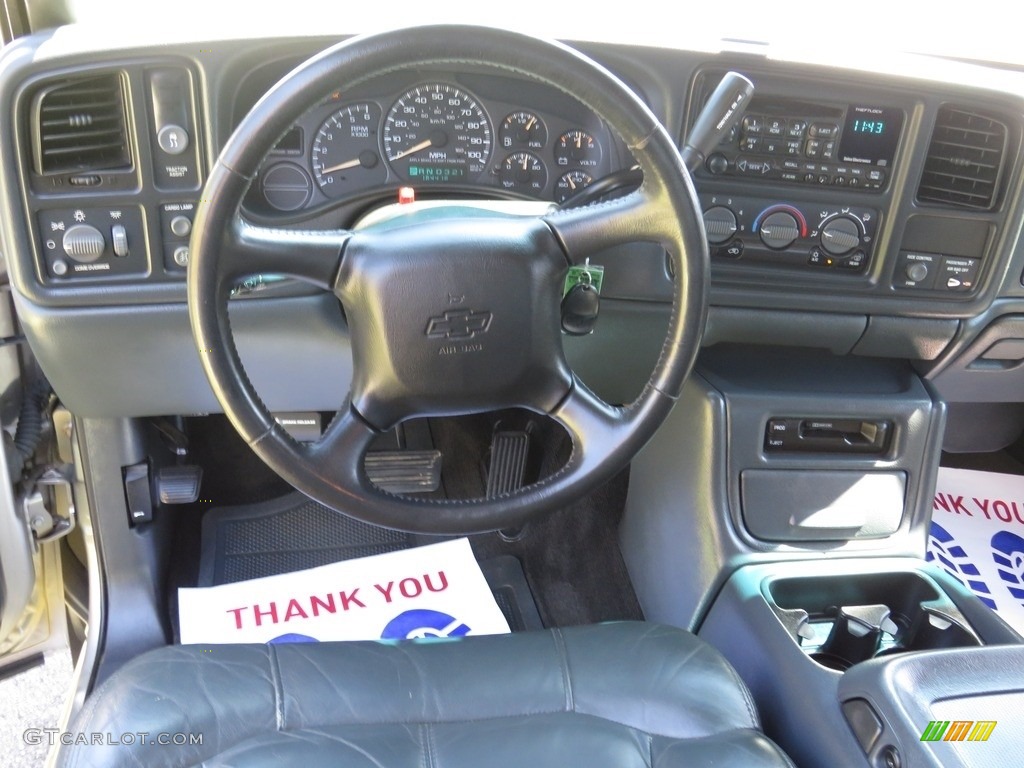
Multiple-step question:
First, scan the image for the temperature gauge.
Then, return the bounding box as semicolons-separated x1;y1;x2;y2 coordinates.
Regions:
555;129;601;168
555;170;593;203
500;111;547;150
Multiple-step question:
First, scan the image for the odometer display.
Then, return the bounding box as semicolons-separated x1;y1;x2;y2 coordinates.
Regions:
383;83;492;182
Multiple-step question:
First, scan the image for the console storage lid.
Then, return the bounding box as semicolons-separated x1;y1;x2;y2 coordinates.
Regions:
839;646;1024;767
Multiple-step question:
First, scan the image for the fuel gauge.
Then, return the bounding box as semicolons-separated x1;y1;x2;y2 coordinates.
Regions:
500;111;547;150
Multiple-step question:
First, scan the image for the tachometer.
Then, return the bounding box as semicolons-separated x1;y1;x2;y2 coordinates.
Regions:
383;83;492;183
311;103;386;198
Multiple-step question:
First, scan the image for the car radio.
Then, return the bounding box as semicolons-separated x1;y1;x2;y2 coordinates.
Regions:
699;98;904;192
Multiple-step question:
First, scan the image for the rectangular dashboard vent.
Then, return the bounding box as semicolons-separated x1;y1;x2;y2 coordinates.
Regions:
917;105;1008;211
32;73;131;175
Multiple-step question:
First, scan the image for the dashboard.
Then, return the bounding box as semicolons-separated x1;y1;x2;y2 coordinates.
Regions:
236;68;625;216
4;28;1024;419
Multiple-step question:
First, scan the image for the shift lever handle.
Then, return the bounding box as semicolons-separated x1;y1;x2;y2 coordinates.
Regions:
681;71;755;173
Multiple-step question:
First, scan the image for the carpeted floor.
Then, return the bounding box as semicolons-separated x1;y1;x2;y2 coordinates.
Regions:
0;650;74;767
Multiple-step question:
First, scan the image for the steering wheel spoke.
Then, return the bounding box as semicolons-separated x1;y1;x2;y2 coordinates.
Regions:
543;186;675;262
220;219;351;289
303;405;380;488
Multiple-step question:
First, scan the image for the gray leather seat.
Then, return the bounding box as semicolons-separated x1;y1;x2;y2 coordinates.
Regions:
60;622;794;767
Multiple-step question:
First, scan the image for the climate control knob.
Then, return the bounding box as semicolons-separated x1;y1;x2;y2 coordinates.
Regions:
702;206;738;244
820;216;861;256
759;211;800;250
62;224;105;263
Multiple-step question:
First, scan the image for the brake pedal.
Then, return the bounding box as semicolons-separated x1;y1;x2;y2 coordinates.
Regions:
365;450;442;494
486;431;530;499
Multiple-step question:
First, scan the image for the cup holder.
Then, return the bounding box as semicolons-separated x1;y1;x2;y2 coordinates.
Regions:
767;572;981;670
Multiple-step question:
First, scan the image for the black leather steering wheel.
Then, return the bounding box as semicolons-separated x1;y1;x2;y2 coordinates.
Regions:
188;25;708;534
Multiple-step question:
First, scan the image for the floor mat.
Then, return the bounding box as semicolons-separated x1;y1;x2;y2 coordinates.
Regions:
930;466;1024;634
198;493;542;632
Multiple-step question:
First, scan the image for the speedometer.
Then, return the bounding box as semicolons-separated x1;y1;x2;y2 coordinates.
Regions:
383;83;492;183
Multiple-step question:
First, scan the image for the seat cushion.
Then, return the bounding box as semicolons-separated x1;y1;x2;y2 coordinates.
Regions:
59;621;794;767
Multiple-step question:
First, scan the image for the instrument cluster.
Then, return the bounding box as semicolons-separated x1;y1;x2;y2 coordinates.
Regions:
246;74;623;216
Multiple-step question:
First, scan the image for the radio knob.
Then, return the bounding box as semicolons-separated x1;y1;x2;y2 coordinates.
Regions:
702;205;738;244
706;153;729;175
759;211;800;250
62;224;105;263
820;216;861;256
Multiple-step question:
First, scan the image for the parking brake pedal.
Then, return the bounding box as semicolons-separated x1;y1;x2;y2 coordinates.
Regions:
486;431;530;499
365;451;442;494
157;465;203;505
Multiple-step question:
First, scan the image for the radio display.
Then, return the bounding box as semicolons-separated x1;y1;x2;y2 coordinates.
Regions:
839;105;904;166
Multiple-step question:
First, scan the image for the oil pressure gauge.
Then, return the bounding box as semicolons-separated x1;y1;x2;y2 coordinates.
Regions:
499;152;547;194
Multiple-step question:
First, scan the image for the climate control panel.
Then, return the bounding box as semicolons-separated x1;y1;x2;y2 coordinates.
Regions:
699;194;879;274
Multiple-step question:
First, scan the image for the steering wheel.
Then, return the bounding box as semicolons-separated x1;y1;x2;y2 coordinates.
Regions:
188;25;708;534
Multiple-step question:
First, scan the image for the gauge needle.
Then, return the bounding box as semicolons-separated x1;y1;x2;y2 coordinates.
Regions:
521;155;529;171
320;157;363;174
567;176;577;190
392;138;434;160
525;116;536;131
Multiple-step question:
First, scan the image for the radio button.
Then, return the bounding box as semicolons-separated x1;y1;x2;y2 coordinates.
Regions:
763;139;784;155
788;120;807;138
740;136;763;153
810;122;839;138
742;115;764;135
822;141;836;159
765;118;787;137
736;158;774;176
805;139;823;158
784;140;802;156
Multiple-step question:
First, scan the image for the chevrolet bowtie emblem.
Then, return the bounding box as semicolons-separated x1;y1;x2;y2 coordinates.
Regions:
425;309;493;340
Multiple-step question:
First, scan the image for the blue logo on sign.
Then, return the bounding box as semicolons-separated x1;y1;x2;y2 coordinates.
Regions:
926;522;998;609
268;633;319;644
381;610;471;640
991;531;1024;605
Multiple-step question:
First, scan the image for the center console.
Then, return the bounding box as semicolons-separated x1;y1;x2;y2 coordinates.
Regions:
617;345;1022;767
698;559;1021;768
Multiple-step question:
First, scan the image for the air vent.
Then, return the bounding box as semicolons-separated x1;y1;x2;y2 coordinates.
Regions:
32;73;131;175
917;105;1008;211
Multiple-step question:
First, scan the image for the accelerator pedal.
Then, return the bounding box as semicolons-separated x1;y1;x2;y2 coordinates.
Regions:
486;431;531;498
365;450;442;494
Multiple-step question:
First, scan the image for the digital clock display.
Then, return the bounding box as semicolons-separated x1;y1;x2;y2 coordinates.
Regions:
839;105;904;166
852;119;885;135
